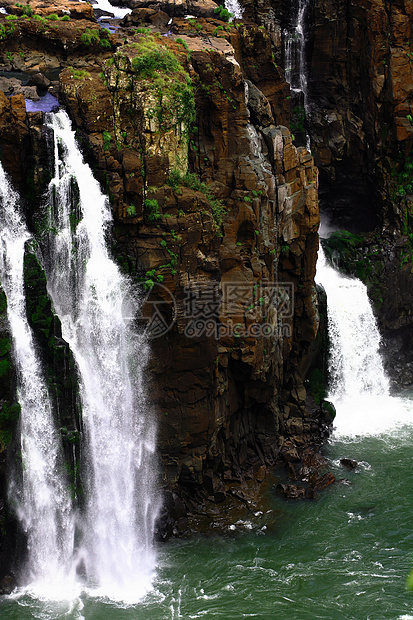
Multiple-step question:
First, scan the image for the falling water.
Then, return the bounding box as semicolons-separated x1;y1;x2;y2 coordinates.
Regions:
224;0;243;20
42;110;159;603
283;0;311;150
283;0;309;96
0;163;75;597
316;246;412;438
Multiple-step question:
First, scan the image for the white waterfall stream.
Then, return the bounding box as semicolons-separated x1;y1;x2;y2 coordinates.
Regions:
283;0;311;151
224;0;243;19
316;245;412;438
42;110;159;603
0;163;75;598
283;0;309;97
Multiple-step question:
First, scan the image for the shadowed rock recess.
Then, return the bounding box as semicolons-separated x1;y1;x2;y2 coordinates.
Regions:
0;0;332;570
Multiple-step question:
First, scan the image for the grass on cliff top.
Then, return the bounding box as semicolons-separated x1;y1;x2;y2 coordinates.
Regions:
131;37;183;79
129;36;196;136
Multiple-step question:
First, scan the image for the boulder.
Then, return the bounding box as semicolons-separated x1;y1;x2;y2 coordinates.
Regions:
276;483;306;500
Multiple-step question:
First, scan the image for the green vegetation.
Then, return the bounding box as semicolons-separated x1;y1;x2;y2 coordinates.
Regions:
322;231;386;310
176;37;189;50
0;401;21;449
392;152;413;198
33;14;47;24
126;204;137;217
213;5;233;21
290;104;306;136
15;3;34;16
0;22;16;40
134;27;151;34
144;198;162;222
308;368;327;405
67;66;90;80
167;170;227;233
131;36;195;135
102;130;112;151
80;28;100;46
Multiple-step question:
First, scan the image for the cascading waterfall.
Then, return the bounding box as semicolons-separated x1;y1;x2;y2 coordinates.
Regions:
0;163;75;597
224;0;243;20
283;0;309;97
316;245;412;437
42;110;159;603
283;0;311;150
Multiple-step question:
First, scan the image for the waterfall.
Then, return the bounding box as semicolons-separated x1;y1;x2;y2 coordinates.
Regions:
224;0;243;20
283;0;311;150
42;110;159;603
283;0;309;97
316;246;412;438
0;163;75;597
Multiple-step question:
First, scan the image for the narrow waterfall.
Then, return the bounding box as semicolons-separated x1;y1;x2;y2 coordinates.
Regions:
283;0;311;150
42;110;159;602
224;0;243;19
316;246;412;437
283;0;309;97
0;163;75;596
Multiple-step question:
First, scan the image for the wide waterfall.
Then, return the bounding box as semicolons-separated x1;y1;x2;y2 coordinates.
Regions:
42;110;159;602
316;245;412;438
0;163;75;597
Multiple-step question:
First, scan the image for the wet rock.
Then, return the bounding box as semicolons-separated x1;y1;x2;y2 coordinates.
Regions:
27;72;51;90
94;8;115;18
21;85;40;101
0;574;15;595
0;76;22;95
310;472;335;491
340;458;358;470
120;7;168;26
276;483;306;500
2;0;95;19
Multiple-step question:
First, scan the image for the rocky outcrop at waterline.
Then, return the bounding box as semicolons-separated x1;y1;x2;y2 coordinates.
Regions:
0;4;333;547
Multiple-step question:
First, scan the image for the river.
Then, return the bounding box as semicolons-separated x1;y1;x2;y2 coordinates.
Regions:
1;240;413;618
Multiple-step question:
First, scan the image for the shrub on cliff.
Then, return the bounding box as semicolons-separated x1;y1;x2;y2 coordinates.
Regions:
131;37;195;136
213;5;233;21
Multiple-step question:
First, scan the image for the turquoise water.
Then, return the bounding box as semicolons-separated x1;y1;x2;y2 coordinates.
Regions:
2;425;413;619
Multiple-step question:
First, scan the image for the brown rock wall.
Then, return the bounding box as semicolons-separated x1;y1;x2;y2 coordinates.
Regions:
0;17;324;530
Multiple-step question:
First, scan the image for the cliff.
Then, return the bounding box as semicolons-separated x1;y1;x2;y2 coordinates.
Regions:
0;0;329;557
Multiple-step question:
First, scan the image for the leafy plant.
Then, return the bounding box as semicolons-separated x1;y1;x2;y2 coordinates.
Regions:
176;37;189;50
21;4;33;16
68;66;90;80
81;28;100;46
126;204;136;217
213;5;233;21
144;198;162;222
102;130;112;151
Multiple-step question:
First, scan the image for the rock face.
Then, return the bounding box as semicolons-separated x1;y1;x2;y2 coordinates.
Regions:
304;0;413;226
0;10;327;544
56;25;323;525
